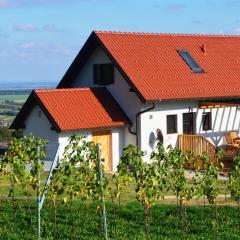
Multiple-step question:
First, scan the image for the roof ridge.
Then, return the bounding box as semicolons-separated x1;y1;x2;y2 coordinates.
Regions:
95;30;240;38
34;87;106;93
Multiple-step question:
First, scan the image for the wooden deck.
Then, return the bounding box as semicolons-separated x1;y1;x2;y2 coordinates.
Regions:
178;134;234;173
220;147;235;173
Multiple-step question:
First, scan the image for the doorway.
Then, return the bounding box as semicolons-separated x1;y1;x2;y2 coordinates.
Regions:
92;130;112;171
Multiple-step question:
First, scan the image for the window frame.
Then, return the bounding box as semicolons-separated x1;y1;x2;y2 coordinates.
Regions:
166;114;178;134
93;63;114;86
202;112;212;131
177;50;204;73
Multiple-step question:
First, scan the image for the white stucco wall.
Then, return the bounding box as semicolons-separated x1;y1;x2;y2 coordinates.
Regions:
70;47;141;136
23;105;59;169
58;127;124;171
111;127;124;171
23;107;125;171
58;129;92;161
140;101;240;161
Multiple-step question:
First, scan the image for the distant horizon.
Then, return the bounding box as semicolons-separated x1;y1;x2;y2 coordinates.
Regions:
0;81;57;89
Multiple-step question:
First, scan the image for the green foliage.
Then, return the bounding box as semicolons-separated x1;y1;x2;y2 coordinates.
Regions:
12;129;23;139
47;136;109;237
0;135;230;239
0;201;240;240
228;151;240;204
0;128;23;144
1;135;47;199
116;143;176;238
0;127;12;142
198;154;223;205
48;136;108;204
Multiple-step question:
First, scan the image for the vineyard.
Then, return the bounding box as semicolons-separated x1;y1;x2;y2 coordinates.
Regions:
0;135;240;239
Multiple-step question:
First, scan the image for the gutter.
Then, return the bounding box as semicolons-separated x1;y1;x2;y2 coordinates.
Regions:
128;102;156;146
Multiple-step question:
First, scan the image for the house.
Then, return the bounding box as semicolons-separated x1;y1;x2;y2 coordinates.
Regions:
11;31;240;171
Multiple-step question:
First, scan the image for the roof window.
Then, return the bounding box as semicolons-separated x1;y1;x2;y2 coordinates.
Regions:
178;50;203;73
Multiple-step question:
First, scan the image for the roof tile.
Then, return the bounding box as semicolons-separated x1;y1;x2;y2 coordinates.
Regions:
34;87;128;131
96;31;240;100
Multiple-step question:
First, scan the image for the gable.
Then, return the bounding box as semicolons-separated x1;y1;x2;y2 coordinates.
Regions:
57;31;145;102
71;47;111;88
11;88;130;132
24;105;58;142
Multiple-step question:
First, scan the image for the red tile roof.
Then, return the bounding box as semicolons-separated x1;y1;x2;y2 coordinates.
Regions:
11;88;129;131
95;31;240;101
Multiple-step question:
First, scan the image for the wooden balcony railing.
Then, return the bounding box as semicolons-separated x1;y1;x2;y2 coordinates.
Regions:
178;134;217;166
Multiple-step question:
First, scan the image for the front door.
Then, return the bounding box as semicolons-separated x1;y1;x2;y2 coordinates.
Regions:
92;130;112;171
183;113;196;134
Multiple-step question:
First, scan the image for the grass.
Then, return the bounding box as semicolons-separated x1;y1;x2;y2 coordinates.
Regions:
0;172;230;205
0;173;239;239
0;200;239;239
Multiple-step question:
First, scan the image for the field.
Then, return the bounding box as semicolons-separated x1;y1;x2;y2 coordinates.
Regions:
0;200;239;239
0;172;239;239
0;94;28;102
0;82;56;127
0;91;29;126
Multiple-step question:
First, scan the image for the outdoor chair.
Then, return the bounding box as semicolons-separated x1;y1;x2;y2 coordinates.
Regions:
224;131;240;152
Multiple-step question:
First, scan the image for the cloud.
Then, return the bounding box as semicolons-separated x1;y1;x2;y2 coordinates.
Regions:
20;41;74;57
233;27;240;34
0;32;8;38
225;0;240;5
43;24;65;33
0;0;13;8
0;41;76;63
20;41;36;49
13;23;68;34
163;3;186;11
0;0;80;8
191;20;204;25
217;28;240;35
14;23;38;32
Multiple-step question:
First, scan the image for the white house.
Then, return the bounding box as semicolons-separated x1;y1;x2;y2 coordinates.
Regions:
11;31;240;171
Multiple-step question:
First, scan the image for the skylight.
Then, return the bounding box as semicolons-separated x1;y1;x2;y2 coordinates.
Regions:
178;50;203;73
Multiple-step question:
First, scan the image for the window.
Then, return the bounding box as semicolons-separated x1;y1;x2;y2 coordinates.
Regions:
93;64;114;85
202;112;212;131
183;112;196;134
178;50;203;73
167;115;178;134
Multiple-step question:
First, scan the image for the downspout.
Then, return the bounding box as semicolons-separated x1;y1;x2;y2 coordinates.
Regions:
128;123;136;135
127;102;156;146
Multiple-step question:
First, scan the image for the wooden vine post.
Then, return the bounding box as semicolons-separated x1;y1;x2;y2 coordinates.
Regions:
37;146;41;240
96;144;108;240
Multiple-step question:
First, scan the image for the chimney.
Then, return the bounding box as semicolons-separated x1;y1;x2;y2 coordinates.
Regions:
201;44;206;53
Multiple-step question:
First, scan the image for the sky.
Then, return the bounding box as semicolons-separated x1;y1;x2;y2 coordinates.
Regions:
0;0;240;85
